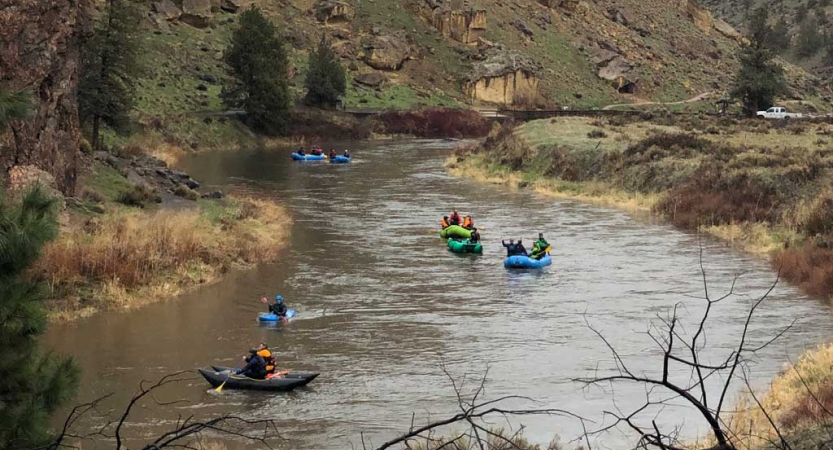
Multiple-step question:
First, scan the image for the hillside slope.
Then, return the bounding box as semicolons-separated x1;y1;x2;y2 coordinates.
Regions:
135;0;778;117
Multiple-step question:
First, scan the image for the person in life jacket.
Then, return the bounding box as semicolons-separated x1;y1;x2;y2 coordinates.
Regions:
462;216;473;229
257;341;276;374
449;211;461;226
343;150;351;158
530;233;550;260
297;147;306;156
313;147;323;156
470;228;481;243
237;349;267;379
516;239;528;256
329;149;337;159
441;216;450;229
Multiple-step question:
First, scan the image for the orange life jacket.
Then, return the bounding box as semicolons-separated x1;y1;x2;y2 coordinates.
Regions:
462;216;473;228
441;217;449;228
257;349;275;373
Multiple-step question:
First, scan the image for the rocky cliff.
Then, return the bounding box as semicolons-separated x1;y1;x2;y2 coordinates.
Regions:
0;0;86;195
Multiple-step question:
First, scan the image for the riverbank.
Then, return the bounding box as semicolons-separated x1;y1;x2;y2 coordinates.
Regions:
448;115;833;300
35;153;291;323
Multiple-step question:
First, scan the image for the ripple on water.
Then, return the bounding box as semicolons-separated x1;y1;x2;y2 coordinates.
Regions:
43;140;833;449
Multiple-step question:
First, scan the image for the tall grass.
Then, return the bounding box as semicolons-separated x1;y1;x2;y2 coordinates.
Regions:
39;196;291;320
720;343;833;450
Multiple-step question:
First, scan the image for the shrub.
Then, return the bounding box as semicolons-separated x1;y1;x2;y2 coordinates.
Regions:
174;184;199;201
773;242;833;299
81;188;105;204
117;184;159;207
375;108;491;138
587;129;607;139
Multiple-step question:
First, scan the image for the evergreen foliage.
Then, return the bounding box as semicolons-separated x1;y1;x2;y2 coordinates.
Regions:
732;6;787;116
771;16;792;50
0;187;78;449
0;87;33;130
222;7;291;135
304;36;346;108
796;16;823;57
78;0;143;150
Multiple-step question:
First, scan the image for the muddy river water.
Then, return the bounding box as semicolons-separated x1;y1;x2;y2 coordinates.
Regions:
45;140;833;449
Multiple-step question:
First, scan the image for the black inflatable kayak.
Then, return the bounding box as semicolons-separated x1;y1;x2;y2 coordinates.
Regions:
210;365;319;387
198;368;308;391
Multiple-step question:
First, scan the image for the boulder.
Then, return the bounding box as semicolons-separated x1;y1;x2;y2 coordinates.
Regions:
353;72;387;88
681;0;712;33
152;0;181;20
714;18;743;42
220;0;252;12
364;33;411;71
608;7;634;26
180;0;213;28
314;0;355;24
597;56;637;92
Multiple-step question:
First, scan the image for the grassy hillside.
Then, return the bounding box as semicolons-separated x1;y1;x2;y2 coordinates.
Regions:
133;0;779;119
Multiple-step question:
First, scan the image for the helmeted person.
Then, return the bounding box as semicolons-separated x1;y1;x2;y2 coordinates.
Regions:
530;233;550;260
449;211;461;226
236;348;267;379
297;147;306;156
343;150;351;158
269;295;288;321
329;149;337;159
470;228;481;243
462;216;474;229
441;216;450;229
257;341;276;374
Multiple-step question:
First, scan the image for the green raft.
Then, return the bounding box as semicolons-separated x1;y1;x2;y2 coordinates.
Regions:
447;238;483;254
440;225;472;240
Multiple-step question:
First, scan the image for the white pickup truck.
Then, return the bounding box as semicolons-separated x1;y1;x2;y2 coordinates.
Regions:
756;106;804;119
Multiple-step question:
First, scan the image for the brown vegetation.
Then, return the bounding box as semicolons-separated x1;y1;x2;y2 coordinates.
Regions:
39;196;291;321
454;116;833;300
374;108;492;139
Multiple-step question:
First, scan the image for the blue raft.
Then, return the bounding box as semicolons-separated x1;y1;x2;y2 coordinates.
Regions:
504;254;552;269
258;309;296;322
330;155;351;164
291;153;326;161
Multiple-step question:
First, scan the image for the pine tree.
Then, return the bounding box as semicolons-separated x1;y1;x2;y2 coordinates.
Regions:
304;36;347;108
0;87;33;130
0;187;79;449
222;7;291;135
78;0;142;150
770;16;791;50
732;6;787;116
796;16;823;57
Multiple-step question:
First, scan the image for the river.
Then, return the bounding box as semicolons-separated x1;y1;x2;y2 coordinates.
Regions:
45;140;833;449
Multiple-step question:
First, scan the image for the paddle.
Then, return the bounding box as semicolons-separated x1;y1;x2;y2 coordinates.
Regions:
261;297;289;323
216;361;244;393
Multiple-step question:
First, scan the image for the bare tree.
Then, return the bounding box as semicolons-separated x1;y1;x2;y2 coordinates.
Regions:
37;371;283;450
368;364;586;450
575;253;795;450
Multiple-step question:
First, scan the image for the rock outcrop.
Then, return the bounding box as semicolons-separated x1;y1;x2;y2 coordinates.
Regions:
220;0;252;13
0;0;86;195
430;7;486;44
353;72;387;88
152;0;181;20
363;32;412;71
314;0;355;24
180;0;213;28
681;0;713;33
465;50;540;105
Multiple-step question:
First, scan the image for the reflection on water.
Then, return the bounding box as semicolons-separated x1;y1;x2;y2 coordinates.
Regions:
45;140;833;449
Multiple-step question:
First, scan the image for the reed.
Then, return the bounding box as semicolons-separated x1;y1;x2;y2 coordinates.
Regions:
40;196;291;321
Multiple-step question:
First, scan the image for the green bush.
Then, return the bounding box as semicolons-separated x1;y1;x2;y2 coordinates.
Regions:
117;184;160;207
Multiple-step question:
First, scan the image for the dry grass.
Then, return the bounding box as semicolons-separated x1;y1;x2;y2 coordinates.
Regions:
719;343;833;450
40;196;291;322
